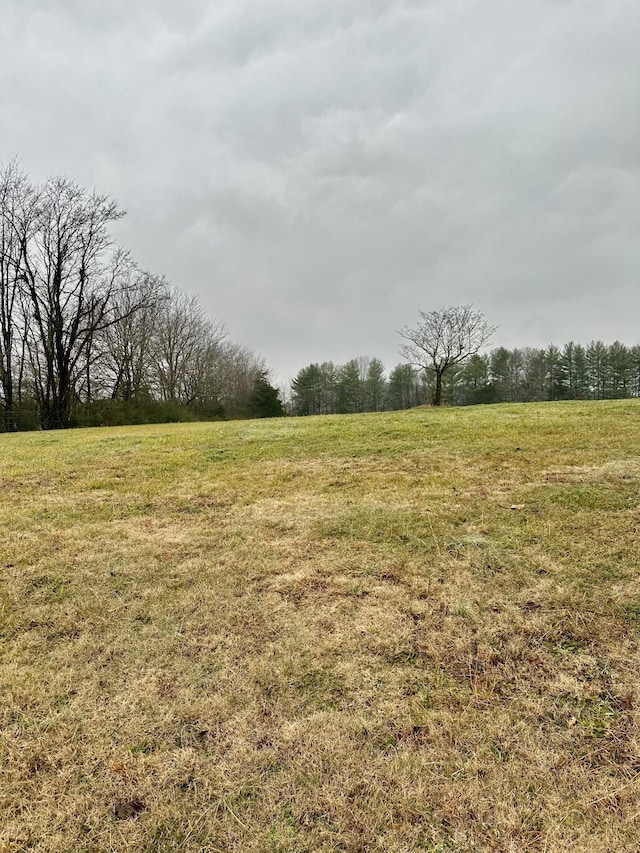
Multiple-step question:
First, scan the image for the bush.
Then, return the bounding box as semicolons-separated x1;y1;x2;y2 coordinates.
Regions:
0;402;41;432
78;399;203;427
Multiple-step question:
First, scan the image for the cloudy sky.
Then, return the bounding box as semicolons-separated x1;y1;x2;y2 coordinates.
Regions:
2;0;638;383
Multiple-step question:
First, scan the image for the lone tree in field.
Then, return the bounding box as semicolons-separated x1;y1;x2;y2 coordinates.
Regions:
398;305;496;406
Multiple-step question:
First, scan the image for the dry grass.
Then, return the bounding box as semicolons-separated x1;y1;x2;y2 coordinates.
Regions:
1;400;640;852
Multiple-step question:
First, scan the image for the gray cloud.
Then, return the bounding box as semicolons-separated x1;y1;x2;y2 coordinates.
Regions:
2;0;638;382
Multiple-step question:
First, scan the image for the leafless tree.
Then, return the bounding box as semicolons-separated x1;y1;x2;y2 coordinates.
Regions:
398;305;496;406
0;161;35;427
18;177;129;427
151;288;226;406
209;341;265;418
101;269;169;402
1;165;272;428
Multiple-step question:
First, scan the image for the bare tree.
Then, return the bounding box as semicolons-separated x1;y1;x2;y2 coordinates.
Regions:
0;161;36;428
101;270;169;402
151;288;226;407
398;305;496;406
1;164;277;429
208;341;265;418
19;177;128;427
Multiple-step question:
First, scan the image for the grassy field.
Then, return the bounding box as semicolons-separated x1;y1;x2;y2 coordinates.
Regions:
1;401;640;852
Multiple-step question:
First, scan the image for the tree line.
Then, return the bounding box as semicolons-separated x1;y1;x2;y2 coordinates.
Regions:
290;358;430;415
0;163;282;431
3;171;636;434
291;341;640;415
453;341;640;406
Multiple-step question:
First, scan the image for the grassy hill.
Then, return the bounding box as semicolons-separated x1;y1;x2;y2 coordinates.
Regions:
1;401;640;852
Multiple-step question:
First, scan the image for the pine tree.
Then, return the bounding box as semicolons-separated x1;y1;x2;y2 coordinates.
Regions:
248;373;284;418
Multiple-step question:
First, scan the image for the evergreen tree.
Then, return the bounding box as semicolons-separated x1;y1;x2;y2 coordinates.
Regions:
489;347;511;402
455;354;495;405
546;345;566;401
572;343;589;399
291;362;338;415
630;345;640;398
561;342;578;399
608;341;631;398
387;363;422;409
248;372;284;418
337;359;364;414
316;362;339;414
365;357;386;411
291;363;322;415
586;341;609;399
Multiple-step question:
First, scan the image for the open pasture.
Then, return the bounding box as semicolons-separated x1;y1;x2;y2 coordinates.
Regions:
1;401;640;852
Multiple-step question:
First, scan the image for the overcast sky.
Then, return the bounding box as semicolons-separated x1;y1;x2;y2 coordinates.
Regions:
2;0;639;383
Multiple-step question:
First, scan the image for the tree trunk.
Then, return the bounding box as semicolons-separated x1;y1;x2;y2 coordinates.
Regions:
432;371;444;406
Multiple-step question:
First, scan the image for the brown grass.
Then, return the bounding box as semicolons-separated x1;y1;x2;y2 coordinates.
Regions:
1;401;640;851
